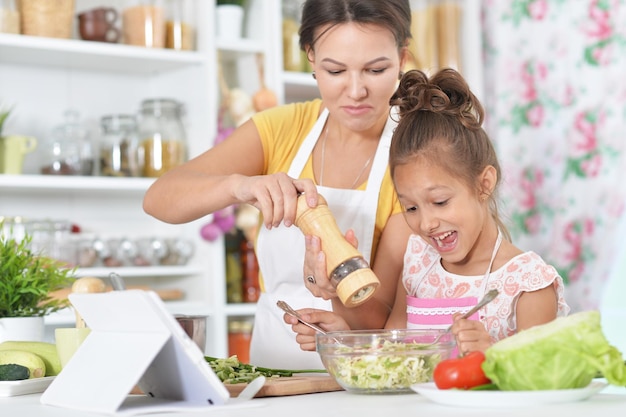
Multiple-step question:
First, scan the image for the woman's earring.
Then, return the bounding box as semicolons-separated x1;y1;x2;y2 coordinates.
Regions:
312;72;316;80
398;71;404;80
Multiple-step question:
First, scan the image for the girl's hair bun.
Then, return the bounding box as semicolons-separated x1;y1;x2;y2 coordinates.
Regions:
391;68;483;130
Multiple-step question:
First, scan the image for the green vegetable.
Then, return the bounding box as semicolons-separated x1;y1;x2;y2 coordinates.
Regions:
482;310;626;391
326;340;441;391
0;363;30;381
205;355;326;384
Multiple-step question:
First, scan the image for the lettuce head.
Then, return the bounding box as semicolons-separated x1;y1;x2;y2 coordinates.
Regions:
482;310;626;391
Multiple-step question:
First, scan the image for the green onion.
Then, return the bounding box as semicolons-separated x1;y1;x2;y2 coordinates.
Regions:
205;355;326;384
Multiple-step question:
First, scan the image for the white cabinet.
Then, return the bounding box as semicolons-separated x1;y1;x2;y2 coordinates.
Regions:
0;0;482;359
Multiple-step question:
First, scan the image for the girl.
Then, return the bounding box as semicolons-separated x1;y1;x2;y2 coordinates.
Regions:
287;68;569;355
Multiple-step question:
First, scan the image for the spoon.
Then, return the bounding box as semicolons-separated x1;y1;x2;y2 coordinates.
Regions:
423;289;499;347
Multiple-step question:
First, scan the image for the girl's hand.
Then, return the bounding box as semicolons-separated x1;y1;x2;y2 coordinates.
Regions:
283;308;350;351
303;230;359;300
450;313;493;354
233;173;318;229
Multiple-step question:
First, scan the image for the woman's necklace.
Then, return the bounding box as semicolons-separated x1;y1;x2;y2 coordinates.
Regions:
318;126;375;189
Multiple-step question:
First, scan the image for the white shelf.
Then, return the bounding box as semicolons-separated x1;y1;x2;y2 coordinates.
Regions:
225;303;257;317
216;38;266;59
0;33;206;74
76;265;205;279
45;300;215;326
0;174;155;193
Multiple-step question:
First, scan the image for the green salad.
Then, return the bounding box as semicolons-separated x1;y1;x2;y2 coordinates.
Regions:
327;340;442;391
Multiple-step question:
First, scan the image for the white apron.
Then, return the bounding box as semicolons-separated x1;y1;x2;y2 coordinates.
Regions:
250;108;396;369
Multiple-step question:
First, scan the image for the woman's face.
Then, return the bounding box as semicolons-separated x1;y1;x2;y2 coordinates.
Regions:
308;22;405;133
394;157;492;267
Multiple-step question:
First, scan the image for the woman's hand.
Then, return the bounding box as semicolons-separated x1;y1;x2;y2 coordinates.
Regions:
283;308;350;351
450;313;493;354
303;230;359;300
232;173;318;229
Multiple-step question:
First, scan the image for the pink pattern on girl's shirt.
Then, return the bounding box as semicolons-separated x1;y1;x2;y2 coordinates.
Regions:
402;235;570;342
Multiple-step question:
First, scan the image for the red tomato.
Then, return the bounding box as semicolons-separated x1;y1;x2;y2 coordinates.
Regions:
433;351;491;390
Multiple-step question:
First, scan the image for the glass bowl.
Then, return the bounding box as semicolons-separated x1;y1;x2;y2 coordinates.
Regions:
316;328;456;394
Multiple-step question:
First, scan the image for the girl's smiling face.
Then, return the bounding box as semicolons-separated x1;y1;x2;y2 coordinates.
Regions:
394;156;494;269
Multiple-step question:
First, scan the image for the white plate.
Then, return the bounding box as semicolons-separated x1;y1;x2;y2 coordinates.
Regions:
411;381;607;408
0;376;55;397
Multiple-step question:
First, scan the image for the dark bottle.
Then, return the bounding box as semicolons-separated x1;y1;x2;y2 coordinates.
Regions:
224;230;243;304
240;237;260;303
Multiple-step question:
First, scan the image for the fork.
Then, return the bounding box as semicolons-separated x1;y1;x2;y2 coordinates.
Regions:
276;300;328;335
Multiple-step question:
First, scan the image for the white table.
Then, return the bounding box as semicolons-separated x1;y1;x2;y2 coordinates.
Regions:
2;386;626;417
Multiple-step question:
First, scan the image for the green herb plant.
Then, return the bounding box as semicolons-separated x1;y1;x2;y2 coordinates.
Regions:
216;0;246;7
0;230;75;318
0;106;11;137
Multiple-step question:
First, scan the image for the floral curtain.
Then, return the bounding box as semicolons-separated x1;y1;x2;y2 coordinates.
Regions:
481;0;626;312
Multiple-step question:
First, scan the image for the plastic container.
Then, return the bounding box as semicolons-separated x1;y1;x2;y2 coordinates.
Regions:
99;114;141;177
137;98;186;177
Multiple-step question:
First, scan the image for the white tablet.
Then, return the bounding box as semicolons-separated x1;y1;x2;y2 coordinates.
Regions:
40;290;230;415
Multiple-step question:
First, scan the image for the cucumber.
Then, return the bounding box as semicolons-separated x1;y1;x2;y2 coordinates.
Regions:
0;363;30;381
0;341;61;376
0;350;45;378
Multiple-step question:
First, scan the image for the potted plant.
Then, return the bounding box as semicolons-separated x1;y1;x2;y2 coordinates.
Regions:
0;229;75;342
216;0;246;40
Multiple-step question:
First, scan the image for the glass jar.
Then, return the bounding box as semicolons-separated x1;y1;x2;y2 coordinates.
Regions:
165;0;194;51
138;98;186;177
99;114;141;177
40;110;94;176
122;0;165;48
282;0;308;72
228;319;253;364
0;0;20;34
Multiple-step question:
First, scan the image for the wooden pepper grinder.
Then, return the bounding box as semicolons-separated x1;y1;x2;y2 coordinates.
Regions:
70;276;106;328
294;194;380;308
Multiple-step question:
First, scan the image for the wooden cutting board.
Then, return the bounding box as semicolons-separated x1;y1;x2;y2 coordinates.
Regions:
225;376;343;398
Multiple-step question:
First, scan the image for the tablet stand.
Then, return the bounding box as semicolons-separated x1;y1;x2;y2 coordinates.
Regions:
40;290;230;415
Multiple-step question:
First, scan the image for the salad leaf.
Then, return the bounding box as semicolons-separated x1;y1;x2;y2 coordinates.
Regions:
482;310;626;391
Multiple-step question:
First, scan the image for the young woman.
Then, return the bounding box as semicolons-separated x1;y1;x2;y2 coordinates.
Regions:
143;0;414;369
287;68;569;355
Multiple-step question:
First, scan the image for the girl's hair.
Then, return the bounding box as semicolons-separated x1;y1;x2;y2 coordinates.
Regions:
299;0;412;51
389;68;510;240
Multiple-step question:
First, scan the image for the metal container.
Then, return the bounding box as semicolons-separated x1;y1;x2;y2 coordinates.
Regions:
174;314;207;352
